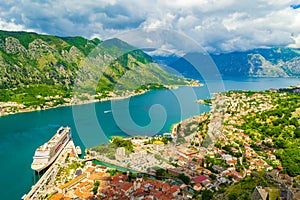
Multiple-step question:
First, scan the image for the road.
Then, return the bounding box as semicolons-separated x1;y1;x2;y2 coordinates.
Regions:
23;140;76;200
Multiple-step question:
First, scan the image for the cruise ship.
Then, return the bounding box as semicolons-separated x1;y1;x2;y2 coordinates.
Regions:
31;126;72;172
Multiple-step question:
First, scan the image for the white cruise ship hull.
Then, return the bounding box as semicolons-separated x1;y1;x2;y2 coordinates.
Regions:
31;138;68;172
31;127;71;172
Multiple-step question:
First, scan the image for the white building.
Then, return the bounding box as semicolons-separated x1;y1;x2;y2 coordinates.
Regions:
115;147;126;161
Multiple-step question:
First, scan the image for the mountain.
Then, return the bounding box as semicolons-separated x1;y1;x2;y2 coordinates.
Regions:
153;48;300;79
0;30;186;107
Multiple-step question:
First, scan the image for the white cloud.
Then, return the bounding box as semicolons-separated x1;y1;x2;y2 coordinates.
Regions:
289;34;300;48
0;0;299;53
0;18;34;32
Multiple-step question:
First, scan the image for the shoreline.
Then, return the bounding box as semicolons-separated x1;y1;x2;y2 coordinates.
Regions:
0;89;148;117
0;83;204;117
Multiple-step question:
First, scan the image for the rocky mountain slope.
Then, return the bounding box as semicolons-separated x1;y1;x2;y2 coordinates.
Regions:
154;48;300;79
0;30;186;107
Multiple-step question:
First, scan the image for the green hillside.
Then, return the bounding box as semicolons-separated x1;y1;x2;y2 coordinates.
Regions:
0;30;186;109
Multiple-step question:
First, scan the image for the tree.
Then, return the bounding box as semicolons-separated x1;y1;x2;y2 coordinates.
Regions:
156;168;166;177
228;193;238;200
209;174;217;180
92;181;100;194
295;127;300;138
178;173;190;185
201;189;213;200
126;172;134;182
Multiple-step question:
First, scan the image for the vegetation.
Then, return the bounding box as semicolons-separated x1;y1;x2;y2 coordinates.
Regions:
0;84;70;107
235;91;300;176
177;173;190;185
203;99;212;104
144;136;172;145
111;137;134;152
216;172;278;200
106;169;119;176
0;30;187;108
201;189;214;200
155;168;167;177
92;181;100;195
135;83;167;93
90;143;117;159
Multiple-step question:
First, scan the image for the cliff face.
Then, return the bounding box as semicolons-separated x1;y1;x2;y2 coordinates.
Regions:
154;48;300;79
0;32;95;89
214;48;300;77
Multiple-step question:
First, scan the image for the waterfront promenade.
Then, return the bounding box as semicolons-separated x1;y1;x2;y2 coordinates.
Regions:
23;140;77;200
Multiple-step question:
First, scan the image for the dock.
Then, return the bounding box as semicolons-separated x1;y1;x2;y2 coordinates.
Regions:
23;139;77;200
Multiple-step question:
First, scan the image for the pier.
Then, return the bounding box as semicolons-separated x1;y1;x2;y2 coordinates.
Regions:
23;140;77;200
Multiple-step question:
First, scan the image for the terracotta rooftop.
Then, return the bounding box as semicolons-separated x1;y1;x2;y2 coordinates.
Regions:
58;173;86;189
50;193;72;200
193;175;209;183
121;182;133;192
89;172;109;181
169;185;180;194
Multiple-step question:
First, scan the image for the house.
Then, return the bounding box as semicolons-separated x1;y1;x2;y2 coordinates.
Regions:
192;175;210;187
161;183;171;191
268;153;276;160
212;165;226;173
264;164;273;171
121;182;133;195
231;147;239;153
251;186;269;200
231;172;243;182
208;153;215;158
193;183;202;192
221;154;233;161
226;159;237;166
168;168;185;177
58;173;87;194
169;185;180;196
279;174;293;185
153;141;165;151
50;193;72;200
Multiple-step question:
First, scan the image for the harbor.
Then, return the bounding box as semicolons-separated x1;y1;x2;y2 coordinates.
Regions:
2;78;299;199
23;139;78;200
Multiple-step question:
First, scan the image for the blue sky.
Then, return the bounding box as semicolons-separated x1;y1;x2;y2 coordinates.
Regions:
0;0;299;53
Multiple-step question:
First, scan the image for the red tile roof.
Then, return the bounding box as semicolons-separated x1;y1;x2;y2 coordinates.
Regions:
169;185;180;194
121;182;133;192
193;175;209;183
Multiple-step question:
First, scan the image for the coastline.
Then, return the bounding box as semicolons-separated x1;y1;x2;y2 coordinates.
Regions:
0;89;148;117
0;83;204;117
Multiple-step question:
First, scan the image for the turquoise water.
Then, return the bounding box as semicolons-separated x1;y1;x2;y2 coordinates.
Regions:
0;77;299;199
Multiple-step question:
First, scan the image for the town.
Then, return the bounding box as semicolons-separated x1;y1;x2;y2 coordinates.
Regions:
25;88;300;200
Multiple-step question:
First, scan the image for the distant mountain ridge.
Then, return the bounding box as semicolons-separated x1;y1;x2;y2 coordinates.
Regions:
153;47;300;78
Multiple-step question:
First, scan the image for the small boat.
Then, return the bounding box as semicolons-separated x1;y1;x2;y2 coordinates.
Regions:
104;110;112;114
76;146;82;156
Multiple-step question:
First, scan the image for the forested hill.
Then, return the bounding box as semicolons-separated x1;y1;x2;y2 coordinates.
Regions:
0;30;186;106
